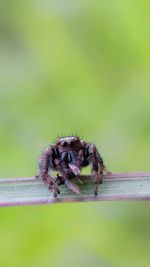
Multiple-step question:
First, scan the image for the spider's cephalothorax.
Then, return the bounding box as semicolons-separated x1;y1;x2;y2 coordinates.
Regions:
39;136;107;197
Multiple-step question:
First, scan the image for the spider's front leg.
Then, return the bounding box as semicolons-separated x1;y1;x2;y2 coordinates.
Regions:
88;144;106;196
39;146;60;197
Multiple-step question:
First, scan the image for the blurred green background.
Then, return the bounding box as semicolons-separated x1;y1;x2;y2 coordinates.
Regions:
0;1;150;266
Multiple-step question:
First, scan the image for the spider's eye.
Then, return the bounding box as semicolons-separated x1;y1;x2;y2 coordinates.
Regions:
70;141;74;146
62;142;67;147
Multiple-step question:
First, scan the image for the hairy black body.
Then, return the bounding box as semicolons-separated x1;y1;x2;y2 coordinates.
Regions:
39;136;107;197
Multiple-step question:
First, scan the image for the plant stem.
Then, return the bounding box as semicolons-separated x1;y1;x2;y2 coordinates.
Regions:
0;172;150;207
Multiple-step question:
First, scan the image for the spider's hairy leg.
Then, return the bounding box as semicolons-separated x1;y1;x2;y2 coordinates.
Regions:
87;143;105;196
76;149;84;169
39;145;60;197
96;149;106;184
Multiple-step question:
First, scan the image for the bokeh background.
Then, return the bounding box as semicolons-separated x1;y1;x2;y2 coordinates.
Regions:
0;1;150;266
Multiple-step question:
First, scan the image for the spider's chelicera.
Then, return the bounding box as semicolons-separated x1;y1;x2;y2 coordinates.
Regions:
39;136;107;197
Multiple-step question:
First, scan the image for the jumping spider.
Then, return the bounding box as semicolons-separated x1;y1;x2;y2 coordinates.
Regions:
39;136;107;198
